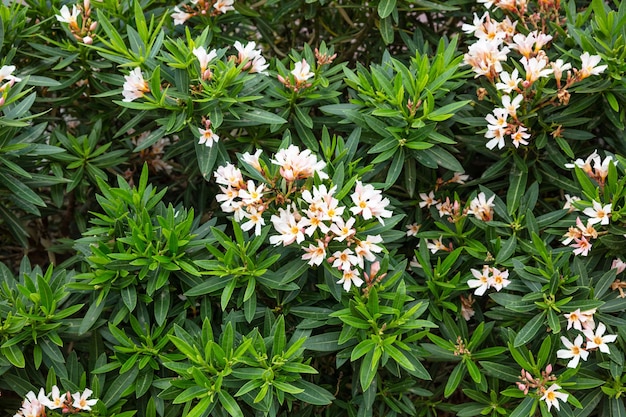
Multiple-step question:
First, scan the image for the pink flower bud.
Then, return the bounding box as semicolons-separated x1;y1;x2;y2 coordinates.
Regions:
89;21;98;31
82;36;93;44
545;364;552;375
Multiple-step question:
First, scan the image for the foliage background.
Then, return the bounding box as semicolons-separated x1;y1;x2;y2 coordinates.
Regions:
1;0;626;416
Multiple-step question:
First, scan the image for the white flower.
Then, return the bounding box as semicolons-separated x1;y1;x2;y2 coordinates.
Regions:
427;236;447;254
193;46;217;77
501;94;523;117
583;200;611;225
72;388;98;411
171;6;191;25
541;384;568;412
56;5;80;26
520;56;553;83
39;385;64;409
564;308;588;331
419;191;439;208
557;335;589;368
406;223;420;237
329;217;356;242
0;65;21;85
572;236;592;256
491;268;510;291
198;126;219;147
450;172;470;184
302;239;326;266
579;52;607;78
238;180;264;205
469;192;495;222
612;258;626;274
495;69;521;94
291;59;315;83
331;248;359;271
337;269;364;292
583;322;617;354
467;265;492;296
213;0;235;14
511;125;530;148
122;67;150;102
240;207;265;236
563;194;581;211
551;58;572;81
241;149;263;172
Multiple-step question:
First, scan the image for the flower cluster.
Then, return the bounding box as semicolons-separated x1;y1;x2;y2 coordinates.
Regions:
214;145;392;292
233;41;269;74
557;309;616;368
55;0;98;44
560;151;617;256
278;58;315;91
565;149;618;189
14;386;98;417
467;264;511;295
462;7;607;150
171;0;235;25
516;365;570;412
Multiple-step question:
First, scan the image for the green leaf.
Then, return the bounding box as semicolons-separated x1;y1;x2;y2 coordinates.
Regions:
351;339;376;362
195;139;219;180
154;289;170;326
380;16;394;44
510;397;535;417
121;285;137;313
506;166;528;215
102;365;139;407
186;396;215;417
422;146;463;171
241;109;287;125
218;391;243;417
360;348;379;390
377;0;396;18
465;359;481;384
513;312;545;347
479;361;520;383
1;344;25;368
291;380;334;405
444;362;465;398
79;297;106;335
272;380;304;394
385;343;415;371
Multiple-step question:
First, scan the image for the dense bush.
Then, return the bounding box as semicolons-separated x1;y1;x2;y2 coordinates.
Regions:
2;0;626;416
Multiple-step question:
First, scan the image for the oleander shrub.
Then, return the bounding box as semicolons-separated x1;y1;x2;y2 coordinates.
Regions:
2;1;626;417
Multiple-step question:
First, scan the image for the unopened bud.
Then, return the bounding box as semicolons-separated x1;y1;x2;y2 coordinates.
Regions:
82;35;93;44
89;21;98;31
